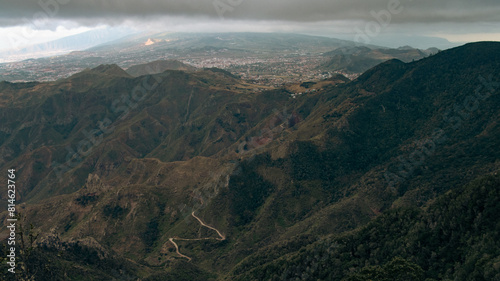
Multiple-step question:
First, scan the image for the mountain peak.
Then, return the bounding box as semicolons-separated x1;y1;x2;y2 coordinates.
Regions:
90;64;130;77
64;64;131;84
126;60;197;77
67;64;130;80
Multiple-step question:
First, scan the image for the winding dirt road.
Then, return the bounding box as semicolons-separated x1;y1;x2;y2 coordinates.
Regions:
169;238;192;261
191;211;226;241
168;211;225;261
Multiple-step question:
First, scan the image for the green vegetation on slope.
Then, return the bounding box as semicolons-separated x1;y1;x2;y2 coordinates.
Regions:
227;173;500;281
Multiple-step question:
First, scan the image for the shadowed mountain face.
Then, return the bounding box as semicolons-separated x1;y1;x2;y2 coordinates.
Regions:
0;42;499;280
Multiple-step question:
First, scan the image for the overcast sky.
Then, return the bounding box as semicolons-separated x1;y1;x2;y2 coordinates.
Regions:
0;0;499;51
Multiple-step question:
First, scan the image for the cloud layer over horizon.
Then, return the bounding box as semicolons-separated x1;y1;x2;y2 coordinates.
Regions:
0;0;499;28
0;0;499;53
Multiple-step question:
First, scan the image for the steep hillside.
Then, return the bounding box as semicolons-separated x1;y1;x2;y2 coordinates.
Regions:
226;173;500;281
0;64;276;204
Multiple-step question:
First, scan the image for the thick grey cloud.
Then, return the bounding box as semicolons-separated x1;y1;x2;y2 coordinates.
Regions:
0;0;499;28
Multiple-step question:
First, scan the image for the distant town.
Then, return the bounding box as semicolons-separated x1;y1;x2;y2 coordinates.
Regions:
0;50;357;86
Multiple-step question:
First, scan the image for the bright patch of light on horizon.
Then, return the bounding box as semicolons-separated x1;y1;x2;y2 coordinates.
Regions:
0;25;95;52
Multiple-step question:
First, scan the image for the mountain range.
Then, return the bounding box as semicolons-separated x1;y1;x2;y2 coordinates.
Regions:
321;45;438;74
0;32;432;83
0;42;499;280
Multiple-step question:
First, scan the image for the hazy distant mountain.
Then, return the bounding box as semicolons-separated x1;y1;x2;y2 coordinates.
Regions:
0;32;372;82
357;34;458;50
320;45;432;74
90;32;360;53
126;59;197;77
